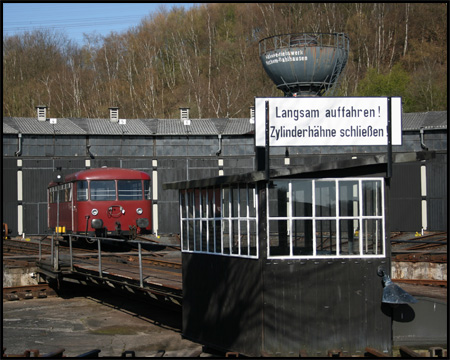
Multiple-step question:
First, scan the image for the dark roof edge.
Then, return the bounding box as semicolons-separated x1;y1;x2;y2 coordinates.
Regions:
162;151;435;190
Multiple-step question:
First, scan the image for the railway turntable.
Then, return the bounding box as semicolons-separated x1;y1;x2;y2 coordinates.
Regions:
36;235;183;310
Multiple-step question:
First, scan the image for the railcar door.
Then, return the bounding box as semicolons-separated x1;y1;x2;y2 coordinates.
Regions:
71;182;75;232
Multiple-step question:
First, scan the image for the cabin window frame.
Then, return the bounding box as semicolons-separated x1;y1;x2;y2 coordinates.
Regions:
180;184;259;259
267;178;385;259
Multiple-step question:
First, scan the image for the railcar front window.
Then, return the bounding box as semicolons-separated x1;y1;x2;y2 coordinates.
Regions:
90;180;116;201
118;180;143;200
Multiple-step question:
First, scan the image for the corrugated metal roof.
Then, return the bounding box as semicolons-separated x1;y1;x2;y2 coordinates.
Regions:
402;111;447;131
4;117;86;135
222;118;254;134
3;121;18;134
157;118;218;135
139;118;158;134
86;118;153;135
210;118;229;134
3;111;446;136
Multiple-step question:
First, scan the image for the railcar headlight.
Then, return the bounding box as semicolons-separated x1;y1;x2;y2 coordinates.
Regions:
91;208;98;216
137;218;149;228
136;208;143;215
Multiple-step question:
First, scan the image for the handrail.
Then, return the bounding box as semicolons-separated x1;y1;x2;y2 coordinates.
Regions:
63;234;159;288
259;33;349;55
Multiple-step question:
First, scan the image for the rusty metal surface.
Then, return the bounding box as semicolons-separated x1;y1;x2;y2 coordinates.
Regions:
389;232;447;295
393;279;447;287
392;253;446;263
391;282;447;302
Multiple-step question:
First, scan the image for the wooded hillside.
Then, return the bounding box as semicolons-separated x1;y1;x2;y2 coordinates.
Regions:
3;3;447;118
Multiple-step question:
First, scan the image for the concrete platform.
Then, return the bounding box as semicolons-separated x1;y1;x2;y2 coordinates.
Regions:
3;286;204;357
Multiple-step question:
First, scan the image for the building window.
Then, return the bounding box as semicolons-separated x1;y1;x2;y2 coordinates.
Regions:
268;178;385;259
180;185;258;258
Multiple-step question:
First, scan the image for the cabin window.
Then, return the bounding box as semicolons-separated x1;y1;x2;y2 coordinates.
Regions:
118;180;143;200
90;180;116;201
180;184;258;258
268;178;385;259
77;181;88;201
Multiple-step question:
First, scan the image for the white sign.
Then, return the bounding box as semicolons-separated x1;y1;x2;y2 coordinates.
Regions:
255;97;402;147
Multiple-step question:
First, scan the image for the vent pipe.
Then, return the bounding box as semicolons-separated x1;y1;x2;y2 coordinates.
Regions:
109;107;119;123
250;106;255;124
36;105;47;121
15;133;22;157
180;107;190;125
420;127;428;151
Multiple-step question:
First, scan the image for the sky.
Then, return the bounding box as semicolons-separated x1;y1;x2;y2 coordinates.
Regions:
3;3;196;45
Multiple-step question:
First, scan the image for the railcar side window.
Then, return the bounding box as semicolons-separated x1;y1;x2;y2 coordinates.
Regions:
268;178;385;259
118;180;143;200
49;184;71;203
90;180;116;201
64;184;72;202
77;181;88;201
144;180;151;200
49;187;56;203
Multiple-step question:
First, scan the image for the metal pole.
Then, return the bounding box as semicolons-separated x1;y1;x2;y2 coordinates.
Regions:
387;97;393;179
265;100;270;181
138;242;143;288
51;234;54;266
53;237;59;271
39;238;42;261
56;188;60;236
69;234;73;271
98;239;102;278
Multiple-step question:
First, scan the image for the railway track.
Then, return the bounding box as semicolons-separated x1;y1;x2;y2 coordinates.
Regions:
390;231;447;263
3;283;57;301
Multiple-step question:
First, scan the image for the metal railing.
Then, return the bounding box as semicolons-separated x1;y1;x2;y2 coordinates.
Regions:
259;32;350;55
44;234;175;289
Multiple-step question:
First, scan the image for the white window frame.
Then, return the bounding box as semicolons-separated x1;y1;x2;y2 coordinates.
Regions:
180;185;259;259
267;178;385;259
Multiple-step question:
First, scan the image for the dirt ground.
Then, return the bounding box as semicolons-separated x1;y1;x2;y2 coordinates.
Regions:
3;285;205;357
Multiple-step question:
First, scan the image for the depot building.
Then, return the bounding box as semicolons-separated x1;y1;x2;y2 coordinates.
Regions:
2;106;447;237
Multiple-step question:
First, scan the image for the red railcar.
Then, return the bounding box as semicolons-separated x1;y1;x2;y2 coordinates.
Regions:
48;167;152;238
